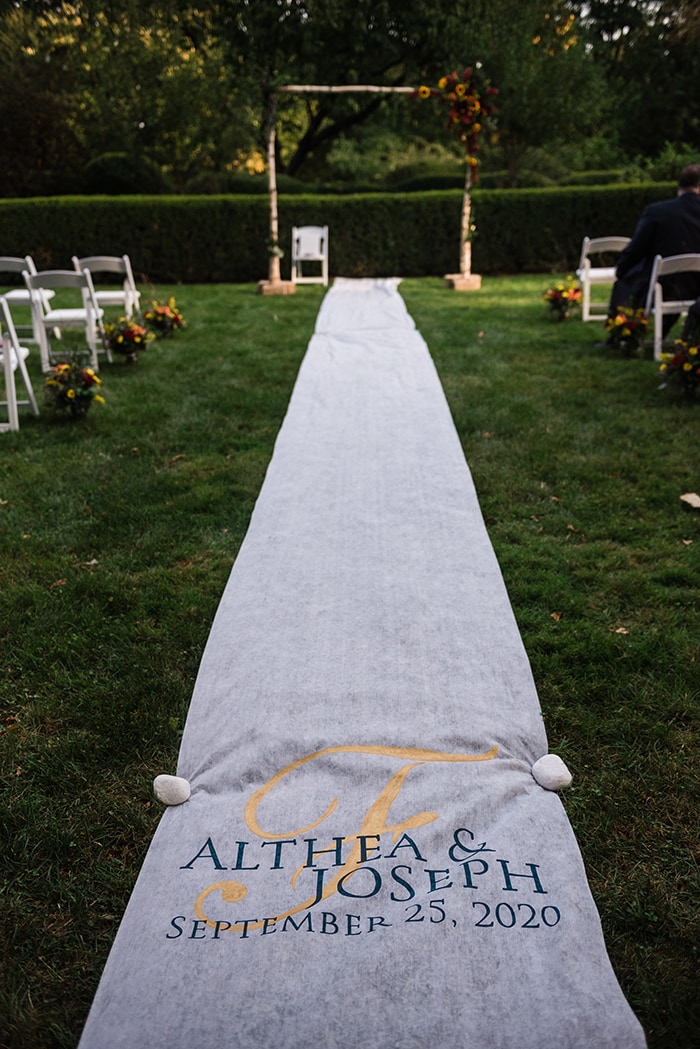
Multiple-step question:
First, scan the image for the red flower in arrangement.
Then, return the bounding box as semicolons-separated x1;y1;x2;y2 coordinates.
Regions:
103;318;155;362
604;307;649;355
44;355;105;416
659;339;700;397
414;66;498;182
543;279;582;320
143;297;186;338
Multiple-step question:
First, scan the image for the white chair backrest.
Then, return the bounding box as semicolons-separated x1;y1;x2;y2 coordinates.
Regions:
72;254;137;288
24;267;99;305
0;254;38;286
73;254;126;276
1;256;28;279
578;236;630;271
293;226;327;259
644;253;700;316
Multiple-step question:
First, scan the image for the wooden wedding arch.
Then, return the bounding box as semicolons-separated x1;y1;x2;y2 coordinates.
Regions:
259;83;480;294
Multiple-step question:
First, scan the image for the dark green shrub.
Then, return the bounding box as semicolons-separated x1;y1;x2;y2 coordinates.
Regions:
559;170;628;186
81;153;175;195
0;182;676;283
184;171;317;195
389;174;465;193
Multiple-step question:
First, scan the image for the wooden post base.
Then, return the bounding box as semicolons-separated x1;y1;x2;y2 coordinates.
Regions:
444;273;482;291
257;280;297;296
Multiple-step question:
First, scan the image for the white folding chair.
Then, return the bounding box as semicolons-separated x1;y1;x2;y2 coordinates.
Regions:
644;253;700;360
23;269;105;372
0;256;56;341
72;254;141;320
576;236;631;321
291;225;329;286
0;296;39;432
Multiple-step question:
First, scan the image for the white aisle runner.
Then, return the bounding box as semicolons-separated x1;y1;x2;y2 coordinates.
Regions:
79;279;645;1049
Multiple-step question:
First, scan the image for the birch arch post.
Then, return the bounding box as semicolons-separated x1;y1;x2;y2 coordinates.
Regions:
257;78;495;295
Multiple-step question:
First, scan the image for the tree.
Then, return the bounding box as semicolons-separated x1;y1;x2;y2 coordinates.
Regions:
208;0;490;176
0;1;241;195
0;5;89;196
463;1;607;186
568;0;700;157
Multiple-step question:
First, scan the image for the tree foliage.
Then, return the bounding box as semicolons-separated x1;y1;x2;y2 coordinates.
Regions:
0;0;698;197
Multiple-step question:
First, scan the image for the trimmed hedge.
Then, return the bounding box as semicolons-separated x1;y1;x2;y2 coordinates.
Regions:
0;183;675;284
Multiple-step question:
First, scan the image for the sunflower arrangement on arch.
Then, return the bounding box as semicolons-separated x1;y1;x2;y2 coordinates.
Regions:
416;67;498;183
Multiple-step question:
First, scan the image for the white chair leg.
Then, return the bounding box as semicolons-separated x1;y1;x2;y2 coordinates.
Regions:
654;313;663;360
17;353;39;415
1;352;19;432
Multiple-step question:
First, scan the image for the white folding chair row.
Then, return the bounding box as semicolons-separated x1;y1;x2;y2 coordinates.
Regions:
576;236;631;321
23;269;105;372
0;296;39;432
72;254;141;320
291;225;329;286
643;253;700;360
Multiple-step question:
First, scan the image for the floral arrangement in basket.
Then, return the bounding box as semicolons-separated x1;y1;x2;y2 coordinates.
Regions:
103;318;155;363
658;339;700;398
44;355;104;418
604;307;649;355
416;68;498;184
144;297;186;338
543;278;582;321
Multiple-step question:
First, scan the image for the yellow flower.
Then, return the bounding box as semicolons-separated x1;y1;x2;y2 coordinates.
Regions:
418;85;431;98
467;156;478;167
690;346;698;356
94;394;105;405
67;388;76;399
683;362;693;371
455;82;466;97
438;76;447;89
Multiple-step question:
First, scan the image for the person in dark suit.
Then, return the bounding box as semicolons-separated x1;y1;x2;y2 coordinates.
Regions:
609;164;700;336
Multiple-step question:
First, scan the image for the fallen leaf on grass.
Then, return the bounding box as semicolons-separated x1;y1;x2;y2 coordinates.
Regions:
51;579;66;588
681;539;693;546
550;611;562;621
680;492;700;509
611;626;629;634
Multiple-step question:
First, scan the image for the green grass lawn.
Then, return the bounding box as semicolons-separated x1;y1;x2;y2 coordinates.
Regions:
1;276;698;1048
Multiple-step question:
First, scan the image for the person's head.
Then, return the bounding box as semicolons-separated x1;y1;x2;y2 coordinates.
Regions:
677;164;700;193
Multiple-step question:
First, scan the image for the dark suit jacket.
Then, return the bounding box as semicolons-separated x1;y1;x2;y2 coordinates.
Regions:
615;191;700;305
